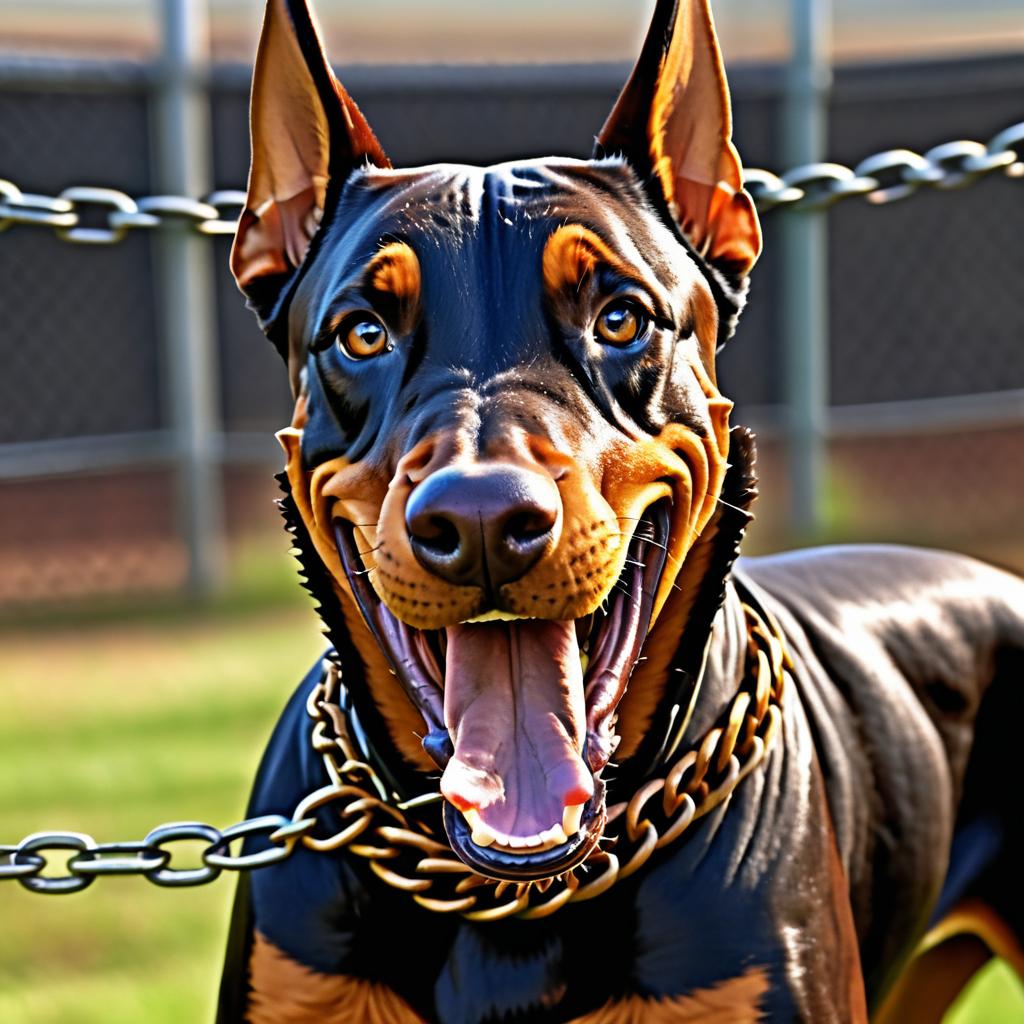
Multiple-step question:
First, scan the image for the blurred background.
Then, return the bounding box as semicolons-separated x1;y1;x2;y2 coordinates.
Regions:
0;1;1022;1022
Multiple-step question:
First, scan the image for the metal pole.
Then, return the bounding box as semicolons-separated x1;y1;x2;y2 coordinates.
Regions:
152;0;224;597
781;0;832;538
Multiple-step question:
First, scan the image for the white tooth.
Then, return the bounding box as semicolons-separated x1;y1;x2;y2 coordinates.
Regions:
463;809;497;849
461;610;533;625
562;804;585;837
508;835;530;849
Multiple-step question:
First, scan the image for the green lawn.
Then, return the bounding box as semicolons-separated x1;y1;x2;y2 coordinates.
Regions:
0;571;323;1024
1;562;1022;1023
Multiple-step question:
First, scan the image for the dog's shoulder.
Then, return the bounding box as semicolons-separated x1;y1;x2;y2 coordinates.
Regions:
737;543;1024;743
736;546;1024;999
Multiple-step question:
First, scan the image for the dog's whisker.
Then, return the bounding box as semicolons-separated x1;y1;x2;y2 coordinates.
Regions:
606;529;678;563
715;498;750;516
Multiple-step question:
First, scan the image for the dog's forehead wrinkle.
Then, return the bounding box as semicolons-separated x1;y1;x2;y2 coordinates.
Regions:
401;373;483;448
355;159;647;235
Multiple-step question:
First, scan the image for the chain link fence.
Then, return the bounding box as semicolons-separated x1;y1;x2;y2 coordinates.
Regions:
0;54;1022;608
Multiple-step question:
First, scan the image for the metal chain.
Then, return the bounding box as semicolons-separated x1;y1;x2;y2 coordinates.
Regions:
1;601;789;919
0;121;1021;244
309;599;789;922
0;182;245;243
743;120;1023;211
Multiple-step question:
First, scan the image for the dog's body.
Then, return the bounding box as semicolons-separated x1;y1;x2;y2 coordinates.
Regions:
217;2;1024;1020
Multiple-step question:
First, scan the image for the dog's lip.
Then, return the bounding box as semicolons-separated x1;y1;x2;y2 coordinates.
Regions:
443;783;607;882
334;503;671;880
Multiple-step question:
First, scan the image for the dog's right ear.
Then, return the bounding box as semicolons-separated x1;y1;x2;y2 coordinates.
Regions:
231;0;390;343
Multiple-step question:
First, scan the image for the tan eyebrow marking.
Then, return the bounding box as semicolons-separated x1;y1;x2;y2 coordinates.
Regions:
691;283;720;382
542;224;644;295
366;241;422;307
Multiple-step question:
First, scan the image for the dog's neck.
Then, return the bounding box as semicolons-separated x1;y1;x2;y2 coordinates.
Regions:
682;582;755;746
276;426;760;800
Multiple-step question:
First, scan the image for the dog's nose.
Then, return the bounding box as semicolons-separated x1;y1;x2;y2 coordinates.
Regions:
406;465;560;590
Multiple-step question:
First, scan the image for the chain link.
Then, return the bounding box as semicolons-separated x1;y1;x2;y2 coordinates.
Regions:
0;183;245;242
743;120;1022;210
1;601;790;921
0;120;1020;244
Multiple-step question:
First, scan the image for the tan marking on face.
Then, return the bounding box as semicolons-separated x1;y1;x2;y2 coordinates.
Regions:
611;378;732;759
246;931;424;1023
369;426;636;628
691;284;720;383
542;224;647;296
569;966;769;1023
290;391;309;429
366;240;421;310
278;421;433;770
369;437;486;630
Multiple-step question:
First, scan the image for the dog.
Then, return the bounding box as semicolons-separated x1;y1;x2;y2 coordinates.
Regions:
216;1;1024;1020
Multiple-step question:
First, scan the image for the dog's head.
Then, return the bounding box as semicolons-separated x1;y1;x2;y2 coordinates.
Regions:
232;0;761;882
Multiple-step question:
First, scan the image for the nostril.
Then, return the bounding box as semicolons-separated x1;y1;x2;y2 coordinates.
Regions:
412;515;462;557
504;509;556;548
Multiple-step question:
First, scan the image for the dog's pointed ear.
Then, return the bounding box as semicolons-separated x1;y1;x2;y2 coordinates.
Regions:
598;0;761;280
231;0;390;332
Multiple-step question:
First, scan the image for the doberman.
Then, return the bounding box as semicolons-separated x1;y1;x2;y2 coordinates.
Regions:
217;1;1024;1020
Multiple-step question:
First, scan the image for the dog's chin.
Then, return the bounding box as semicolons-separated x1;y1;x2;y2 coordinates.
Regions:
335;502;670;884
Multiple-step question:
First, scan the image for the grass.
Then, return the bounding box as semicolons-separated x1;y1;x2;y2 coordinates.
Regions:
1;547;1022;1022
0;546;323;1024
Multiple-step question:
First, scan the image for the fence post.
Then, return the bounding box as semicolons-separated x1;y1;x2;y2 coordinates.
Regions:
151;0;224;597
780;0;832;538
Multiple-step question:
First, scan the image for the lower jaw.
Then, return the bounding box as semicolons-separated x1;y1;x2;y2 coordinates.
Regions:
443;779;607;882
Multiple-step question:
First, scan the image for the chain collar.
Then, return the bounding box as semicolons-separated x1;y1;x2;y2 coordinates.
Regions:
296;596;790;922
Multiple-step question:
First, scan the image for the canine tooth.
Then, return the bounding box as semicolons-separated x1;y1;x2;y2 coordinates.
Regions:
562;804;585;837
537;825;561;847
463;809;497;849
579;652;590;674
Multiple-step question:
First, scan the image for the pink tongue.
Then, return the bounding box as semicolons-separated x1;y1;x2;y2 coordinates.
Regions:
440;619;593;838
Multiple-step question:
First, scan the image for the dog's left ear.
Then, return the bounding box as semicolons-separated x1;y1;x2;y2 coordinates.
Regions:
231;0;390;339
598;0;761;280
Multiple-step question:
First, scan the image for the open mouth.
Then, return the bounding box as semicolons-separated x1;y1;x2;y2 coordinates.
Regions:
335;502;670;882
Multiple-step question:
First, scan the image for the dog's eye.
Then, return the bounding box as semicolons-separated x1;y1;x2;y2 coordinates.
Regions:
595;300;645;346
338;316;390;360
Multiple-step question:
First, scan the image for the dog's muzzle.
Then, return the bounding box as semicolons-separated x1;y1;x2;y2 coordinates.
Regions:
336;502;671;882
